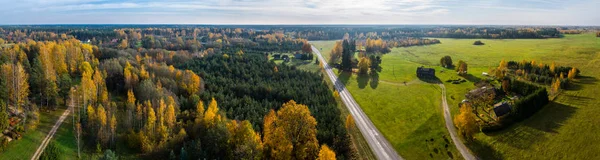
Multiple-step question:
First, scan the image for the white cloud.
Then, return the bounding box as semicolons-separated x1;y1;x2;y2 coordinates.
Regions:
0;0;597;25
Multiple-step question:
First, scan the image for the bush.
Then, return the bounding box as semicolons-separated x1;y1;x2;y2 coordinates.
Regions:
40;141;61;160
100;149;118;160
440;56;453;68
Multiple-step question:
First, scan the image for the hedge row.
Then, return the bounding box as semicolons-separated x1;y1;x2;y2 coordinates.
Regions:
482;79;549;132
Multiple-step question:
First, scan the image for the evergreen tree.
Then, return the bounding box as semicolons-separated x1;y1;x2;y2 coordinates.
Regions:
341;40;353;71
180;147;188;160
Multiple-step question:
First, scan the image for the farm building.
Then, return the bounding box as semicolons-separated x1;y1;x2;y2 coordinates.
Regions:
465;86;496;100
493;102;512;118
416;66;435;78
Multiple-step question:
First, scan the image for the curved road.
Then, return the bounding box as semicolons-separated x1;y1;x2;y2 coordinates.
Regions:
312;46;403;160
439;84;477;160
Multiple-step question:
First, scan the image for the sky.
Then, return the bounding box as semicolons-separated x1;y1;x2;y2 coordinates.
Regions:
0;0;599;25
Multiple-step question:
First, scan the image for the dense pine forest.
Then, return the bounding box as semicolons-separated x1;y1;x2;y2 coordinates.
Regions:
178;53;351;158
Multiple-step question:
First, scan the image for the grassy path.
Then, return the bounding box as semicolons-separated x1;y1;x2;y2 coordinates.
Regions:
439;84;477;160
30;107;71;160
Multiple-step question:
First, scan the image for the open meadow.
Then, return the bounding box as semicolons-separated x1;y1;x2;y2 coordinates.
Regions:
311;33;600;159
312;41;462;159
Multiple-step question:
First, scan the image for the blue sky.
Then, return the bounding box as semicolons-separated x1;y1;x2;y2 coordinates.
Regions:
0;0;598;25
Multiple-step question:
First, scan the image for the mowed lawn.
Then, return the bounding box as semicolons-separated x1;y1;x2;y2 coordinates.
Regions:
388;34;600;159
0;108;70;160
312;41;462;159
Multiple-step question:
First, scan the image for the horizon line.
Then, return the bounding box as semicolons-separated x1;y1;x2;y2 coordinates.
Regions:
1;24;599;27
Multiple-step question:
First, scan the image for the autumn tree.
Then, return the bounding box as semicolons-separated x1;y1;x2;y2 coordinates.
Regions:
125;89;135;129
1;62;29;116
262;110;292;160
80;62;96;106
568;67;577;80
302;41;312;54
97;104;109;146
181;70;202;96
440;56;453;68
345;115;355;131
358;57;371;75
110;115;117;147
456;60;468;75
204;98;220;127
317;145;336;160
119;38;128;49
194;100;205;124
454;103;478;141
0;101;8;132
227;120;263;159
263;100;319;159
329;41;343;64
502;78;511;93
551;78;561;94
87;105;96;141
166;101;176;131
123;62;137;89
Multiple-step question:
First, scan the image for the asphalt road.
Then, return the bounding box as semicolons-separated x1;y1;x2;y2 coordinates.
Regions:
31;107;71;160
312;45;403;160
439;84;477;160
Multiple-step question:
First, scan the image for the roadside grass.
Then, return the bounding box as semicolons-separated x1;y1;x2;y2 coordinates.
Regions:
388;34;600;159
313;40;461;159
323;73;377;160
337;67;462;160
0;108;66;160
310;40;337;62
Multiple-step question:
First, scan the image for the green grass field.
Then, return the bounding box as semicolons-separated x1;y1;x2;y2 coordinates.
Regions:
311;34;600;159
391;34;600;159
311;41;462;159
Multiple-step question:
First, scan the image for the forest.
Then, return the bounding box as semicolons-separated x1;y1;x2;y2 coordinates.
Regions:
0;25;351;160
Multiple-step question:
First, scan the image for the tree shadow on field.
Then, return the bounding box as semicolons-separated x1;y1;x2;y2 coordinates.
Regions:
461;74;482;83
522;101;577;133
336;71;352;87
466;139;504;160
357;73;369;89
483;101;576;150
370;71;379;89
567;76;598;91
418;76;442;84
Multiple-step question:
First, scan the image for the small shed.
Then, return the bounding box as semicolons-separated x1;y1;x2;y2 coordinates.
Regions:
493;102;512;117
273;54;281;60
417;66;435;78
